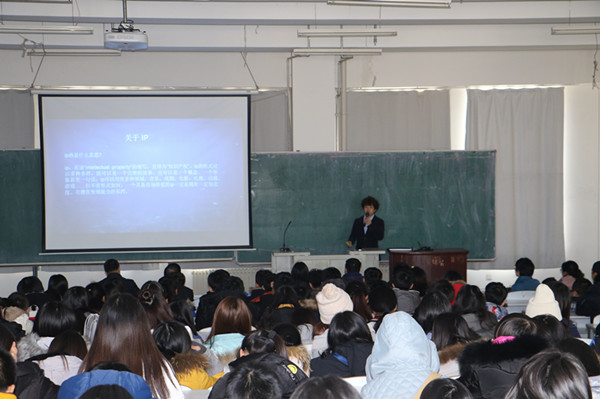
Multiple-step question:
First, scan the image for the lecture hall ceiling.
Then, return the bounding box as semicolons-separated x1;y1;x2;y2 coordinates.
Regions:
0;0;598;51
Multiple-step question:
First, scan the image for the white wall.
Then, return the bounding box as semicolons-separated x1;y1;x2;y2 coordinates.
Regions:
346;50;595;87
0;47;598;291
564;85;600;276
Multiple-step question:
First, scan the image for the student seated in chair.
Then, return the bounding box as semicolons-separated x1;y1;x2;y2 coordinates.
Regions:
0;349;16;399
510;258;540;292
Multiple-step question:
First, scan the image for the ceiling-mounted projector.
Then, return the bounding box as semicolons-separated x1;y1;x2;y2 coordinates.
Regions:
104;28;148;51
104;0;148;51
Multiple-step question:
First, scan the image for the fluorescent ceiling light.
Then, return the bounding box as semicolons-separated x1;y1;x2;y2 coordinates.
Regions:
551;25;600;35
0;25;93;35
11;0;71;2
293;48;382;56
27;49;121;56
327;0;450;7
298;28;397;37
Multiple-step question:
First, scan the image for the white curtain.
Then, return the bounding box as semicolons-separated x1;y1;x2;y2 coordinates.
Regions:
347;90;450;151
251;90;292;152
466;88;564;269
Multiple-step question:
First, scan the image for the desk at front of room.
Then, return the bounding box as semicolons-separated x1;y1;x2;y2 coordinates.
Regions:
271;250;385;275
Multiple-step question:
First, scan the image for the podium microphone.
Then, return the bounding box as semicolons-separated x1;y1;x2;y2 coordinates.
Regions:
280;220;293;252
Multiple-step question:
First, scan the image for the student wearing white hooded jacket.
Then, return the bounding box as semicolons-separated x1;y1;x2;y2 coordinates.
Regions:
361;311;441;399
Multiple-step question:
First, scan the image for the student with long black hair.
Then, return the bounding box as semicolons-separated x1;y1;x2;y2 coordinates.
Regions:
152;321;222;390
505;350;591;399
413;291;452;336
559;260;584;290
430;313;479;378
310;311;373;378
453;285;497;339
17;302;78;361
366;282;397;332
79;294;183;399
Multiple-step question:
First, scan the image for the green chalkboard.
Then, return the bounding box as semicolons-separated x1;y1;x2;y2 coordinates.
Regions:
0;150;495;265
242;151;495;262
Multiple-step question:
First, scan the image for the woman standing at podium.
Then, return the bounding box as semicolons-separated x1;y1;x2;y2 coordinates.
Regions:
346;196;385;250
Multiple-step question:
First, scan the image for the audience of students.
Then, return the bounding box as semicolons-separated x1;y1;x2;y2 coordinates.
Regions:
2;256;600;399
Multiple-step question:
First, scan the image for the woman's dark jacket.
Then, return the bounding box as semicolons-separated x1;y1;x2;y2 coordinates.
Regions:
458;335;549;399
310;341;373;378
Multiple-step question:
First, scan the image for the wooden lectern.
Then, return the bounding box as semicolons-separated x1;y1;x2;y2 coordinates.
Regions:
388;248;468;282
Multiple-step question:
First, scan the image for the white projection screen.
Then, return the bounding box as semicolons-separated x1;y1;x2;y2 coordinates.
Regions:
39;95;251;252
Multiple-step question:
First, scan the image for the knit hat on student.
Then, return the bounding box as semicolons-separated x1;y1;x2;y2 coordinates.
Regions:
525;283;562;320
316;283;353;324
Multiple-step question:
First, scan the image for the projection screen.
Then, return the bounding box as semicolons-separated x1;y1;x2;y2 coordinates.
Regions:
39;95;251;252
